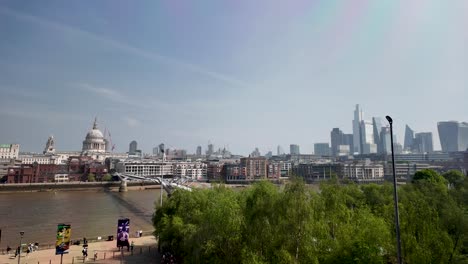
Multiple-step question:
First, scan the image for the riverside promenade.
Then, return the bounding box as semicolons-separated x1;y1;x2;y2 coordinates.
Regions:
0;236;159;264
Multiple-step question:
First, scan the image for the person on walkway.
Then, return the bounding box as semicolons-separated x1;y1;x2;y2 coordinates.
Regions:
82;247;88;259
6;245;11;255
15;246;20;257
130;241;134;252
139;230;143;237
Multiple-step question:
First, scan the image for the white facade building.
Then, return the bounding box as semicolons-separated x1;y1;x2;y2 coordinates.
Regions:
116;159;208;180
0;144;19;159
342;163;384;179
173;162;207;180
116;160;174;177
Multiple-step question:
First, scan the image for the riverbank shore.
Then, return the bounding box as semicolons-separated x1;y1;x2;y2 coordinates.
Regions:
0;235;159;264
0;182;163;193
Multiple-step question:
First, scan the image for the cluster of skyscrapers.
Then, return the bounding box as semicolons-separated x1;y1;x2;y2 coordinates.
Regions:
311;105;468;158
125;106;468;159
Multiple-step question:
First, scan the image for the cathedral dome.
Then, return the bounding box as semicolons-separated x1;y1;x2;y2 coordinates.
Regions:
82;118;107;153
86;129;104;140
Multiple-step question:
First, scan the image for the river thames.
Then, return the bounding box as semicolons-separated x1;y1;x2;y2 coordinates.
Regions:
0;189;162;248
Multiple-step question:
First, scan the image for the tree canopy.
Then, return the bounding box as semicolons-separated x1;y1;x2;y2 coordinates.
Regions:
153;169;468;263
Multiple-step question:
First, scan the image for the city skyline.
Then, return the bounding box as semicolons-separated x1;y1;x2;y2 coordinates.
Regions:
1;1;467;155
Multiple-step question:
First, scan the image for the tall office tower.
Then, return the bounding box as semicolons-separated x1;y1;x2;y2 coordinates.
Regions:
129;140;137;154
206;143;214;156
277;145;284;156
158;143;165;154
153;147;159;155
394;143;403;154
414;132;434;153
314;143;331;156
360;120;377;154
196;146;202;156
330;128;344;156
438;121;468;152
343;134;354;154
380;127;391;154
372;117;383;152
352;104;363;154
404;125;415;151
290;144;300;155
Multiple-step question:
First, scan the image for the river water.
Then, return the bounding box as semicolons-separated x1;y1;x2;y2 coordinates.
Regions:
0;189;162;248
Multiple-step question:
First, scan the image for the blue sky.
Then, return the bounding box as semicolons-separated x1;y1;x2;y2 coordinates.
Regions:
0;0;467;155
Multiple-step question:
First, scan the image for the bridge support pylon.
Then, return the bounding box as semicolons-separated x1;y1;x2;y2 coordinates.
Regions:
119;180;128;192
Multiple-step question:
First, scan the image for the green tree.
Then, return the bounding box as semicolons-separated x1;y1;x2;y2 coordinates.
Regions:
412;169;447;185
242;181;280;262
101;173;112;181
87;173;96;182
443;170;465;189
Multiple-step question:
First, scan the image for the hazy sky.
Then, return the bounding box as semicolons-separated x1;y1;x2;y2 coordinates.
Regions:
0;1;467;155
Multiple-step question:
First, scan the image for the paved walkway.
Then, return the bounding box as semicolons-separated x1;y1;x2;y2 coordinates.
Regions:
0;236;159;264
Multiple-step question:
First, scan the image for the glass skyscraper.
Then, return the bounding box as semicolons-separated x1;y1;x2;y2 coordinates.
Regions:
438;121;468;152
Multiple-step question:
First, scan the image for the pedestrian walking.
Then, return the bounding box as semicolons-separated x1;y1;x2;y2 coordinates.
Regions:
130;241;134;252
6;245;11;255
82;247;88;259
139;230;143;237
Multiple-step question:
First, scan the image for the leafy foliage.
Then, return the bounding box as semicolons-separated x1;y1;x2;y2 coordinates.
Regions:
87;173;96;182
101;173;112;181
153;170;468;263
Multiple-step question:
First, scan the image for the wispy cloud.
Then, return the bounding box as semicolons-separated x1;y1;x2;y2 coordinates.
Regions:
76;83;128;105
75;82;174;111
122;116;140;128
0;7;251;89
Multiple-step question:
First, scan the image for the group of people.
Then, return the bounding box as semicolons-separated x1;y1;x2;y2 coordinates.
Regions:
161;251;177;264
6;242;39;257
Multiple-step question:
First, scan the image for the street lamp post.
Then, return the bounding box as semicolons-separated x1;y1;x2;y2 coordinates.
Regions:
17;231;24;264
386;116;402;264
160;175;163;207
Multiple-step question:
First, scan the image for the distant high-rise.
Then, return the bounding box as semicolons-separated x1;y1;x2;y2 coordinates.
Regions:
414;132;434;153
129;140;137;154
380;127;391;154
152;147;159;155
343;134;354;155
360;120;376;154
158;143;165;154
352;105;363;154
277;145;284;156
290;144;300;155
404;125;415;151
207;143;214;156
196;146;202;156
314;143;330;156
251;147;261;157
438;121;468;152
372;117;383;153
330;128;344;156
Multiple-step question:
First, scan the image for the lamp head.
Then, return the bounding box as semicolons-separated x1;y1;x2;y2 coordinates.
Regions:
20;231;24;236
385;116;393;124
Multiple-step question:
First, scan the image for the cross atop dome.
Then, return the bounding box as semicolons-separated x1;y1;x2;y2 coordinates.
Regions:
93;117;98;129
